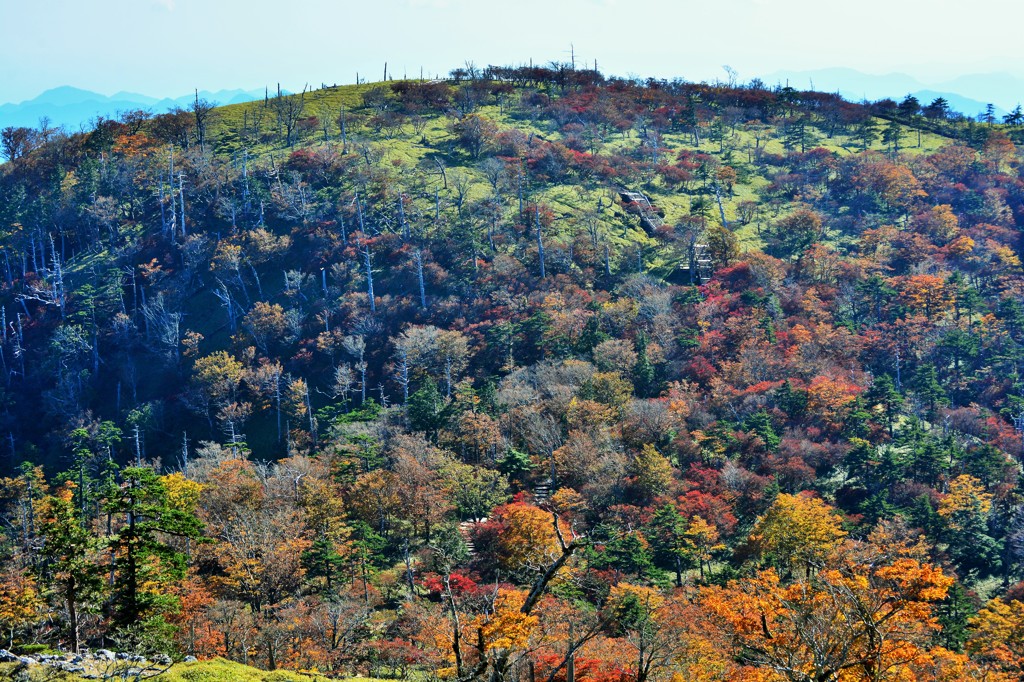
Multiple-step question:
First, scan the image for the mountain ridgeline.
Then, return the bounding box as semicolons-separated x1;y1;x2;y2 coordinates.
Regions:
0;85;269;132
2;63;1024;680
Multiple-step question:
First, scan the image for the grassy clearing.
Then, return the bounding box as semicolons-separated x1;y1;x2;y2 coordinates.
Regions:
158;658;371;682
196;80;962;272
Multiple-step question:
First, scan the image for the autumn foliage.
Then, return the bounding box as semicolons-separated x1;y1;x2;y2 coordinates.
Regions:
1;63;1024;678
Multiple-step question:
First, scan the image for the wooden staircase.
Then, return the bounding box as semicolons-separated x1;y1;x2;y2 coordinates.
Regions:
618;189;664;232
619;186;714;284
690;243;713;284
533;478;553;505
458;518;486;557
457;482;555;559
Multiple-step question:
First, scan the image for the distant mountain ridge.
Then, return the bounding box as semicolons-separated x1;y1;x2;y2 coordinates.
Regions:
760;67;1023;118
0;86;266;130
5;69;1024;132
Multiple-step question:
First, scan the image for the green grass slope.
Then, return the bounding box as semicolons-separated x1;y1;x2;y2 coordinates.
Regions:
199;79;961;268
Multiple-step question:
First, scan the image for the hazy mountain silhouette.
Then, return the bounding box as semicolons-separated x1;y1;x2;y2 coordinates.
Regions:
0;86;266;130
5;70;1022;132
760;67;1019;118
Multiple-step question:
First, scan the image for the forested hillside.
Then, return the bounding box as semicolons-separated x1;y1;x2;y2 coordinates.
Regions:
3;63;1024;680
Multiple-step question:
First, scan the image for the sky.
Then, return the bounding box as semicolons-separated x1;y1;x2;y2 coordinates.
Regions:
2;0;1024;104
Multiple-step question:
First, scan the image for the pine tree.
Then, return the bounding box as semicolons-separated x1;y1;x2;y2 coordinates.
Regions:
648;503;690;587
745;410;780;452
783;115;817;152
936;581;974;652
103;467;204;650
912;363;947;414
776;379;808;419
632;333;656;398
498;448;533;481
866;374;903;435
408;377;449;436
882;119;904;154
37;483;105;653
909;439;948;485
854;117;880;150
607;531;654;580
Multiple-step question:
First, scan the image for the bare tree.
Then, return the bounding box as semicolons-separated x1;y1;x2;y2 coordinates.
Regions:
342;335;368;404
19;245;63;322
272;84;307;147
336;105;349;153
414;249;427;309
211;280;239;332
118;109;152;135
449;170;474;217
393;346;411;404
536;205;546;279
243;103;267;145
361;240;376;313
332;364;356;404
479;156;507;194
191;91;217;152
142;293;182;362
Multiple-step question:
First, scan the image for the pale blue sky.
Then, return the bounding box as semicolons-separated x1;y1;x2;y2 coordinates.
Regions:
2;0;1023;104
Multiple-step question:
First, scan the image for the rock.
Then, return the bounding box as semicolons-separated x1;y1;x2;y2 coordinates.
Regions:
183;655;198;663
16;656;37;665
51;661;85;673
0;649;17;662
10;669;32;682
116;652;130;660
95;649;116;661
153;654;172;665
70;654;83;663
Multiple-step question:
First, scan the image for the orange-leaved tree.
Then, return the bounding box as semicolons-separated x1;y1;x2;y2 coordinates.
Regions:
604;583;739;682
704;523;963;682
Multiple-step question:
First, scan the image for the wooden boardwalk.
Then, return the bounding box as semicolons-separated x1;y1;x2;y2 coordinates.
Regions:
618;189;664;232
618;187;712;283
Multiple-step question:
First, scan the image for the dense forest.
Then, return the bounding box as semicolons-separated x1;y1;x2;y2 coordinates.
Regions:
4;62;1024;680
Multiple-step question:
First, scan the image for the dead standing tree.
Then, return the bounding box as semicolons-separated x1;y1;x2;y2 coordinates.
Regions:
272;84;308;147
191;91;217;153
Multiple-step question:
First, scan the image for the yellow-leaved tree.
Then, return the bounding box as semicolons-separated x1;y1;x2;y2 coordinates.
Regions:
605;584;742;682
748;492;846;574
0;569;44;649
937;474;992;530
967;597;1024;679
476;588;537;652
630;444;675;503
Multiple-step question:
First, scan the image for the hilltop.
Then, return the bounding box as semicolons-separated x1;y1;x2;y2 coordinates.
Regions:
1;68;990;465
